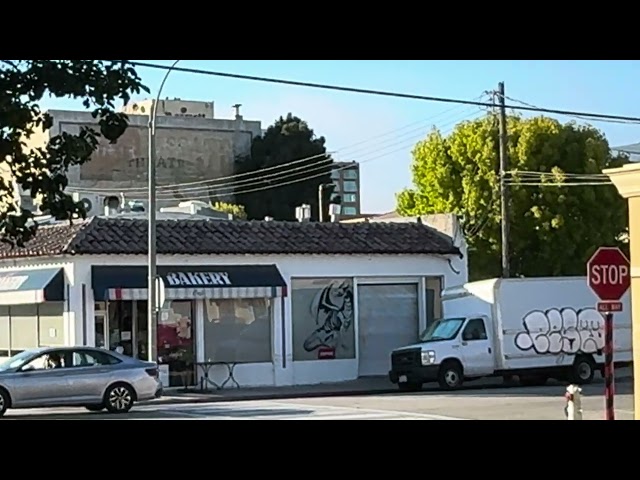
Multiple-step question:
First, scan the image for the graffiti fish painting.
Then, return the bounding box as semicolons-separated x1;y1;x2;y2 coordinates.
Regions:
303;280;354;359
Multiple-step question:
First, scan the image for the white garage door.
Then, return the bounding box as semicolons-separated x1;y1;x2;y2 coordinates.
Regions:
357;283;420;377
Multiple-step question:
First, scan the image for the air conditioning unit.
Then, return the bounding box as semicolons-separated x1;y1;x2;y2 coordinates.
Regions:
71;192;105;217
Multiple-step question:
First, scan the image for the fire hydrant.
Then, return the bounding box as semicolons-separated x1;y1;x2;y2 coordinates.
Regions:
564;384;583;420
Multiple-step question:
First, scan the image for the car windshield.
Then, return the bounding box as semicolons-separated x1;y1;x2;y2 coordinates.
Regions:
419;317;466;342
0;350;36;372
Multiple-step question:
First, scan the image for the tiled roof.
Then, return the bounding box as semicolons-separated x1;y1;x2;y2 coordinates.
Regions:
0;220;89;259
0;216;461;259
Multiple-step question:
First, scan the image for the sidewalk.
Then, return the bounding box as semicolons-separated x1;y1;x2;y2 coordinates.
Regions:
155;367;633;405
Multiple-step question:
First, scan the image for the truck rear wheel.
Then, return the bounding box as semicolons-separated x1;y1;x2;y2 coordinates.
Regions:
398;382;422;392
571;356;595;384
438;361;463;390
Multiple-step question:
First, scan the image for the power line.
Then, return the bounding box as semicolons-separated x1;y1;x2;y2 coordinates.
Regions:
130;61;640;124
503;94;639;126
133;110;488;203
68;103;483;195
504;181;613;187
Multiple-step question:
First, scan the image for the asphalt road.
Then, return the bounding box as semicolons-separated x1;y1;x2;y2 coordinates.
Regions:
2;382;634;420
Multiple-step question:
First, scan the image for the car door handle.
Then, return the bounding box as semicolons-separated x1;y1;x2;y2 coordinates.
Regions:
488;347;492;353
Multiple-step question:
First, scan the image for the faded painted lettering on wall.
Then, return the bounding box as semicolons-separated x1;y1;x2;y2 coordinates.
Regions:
514;307;604;355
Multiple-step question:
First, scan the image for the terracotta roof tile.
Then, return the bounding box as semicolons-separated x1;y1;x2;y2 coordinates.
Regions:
0;216;461;259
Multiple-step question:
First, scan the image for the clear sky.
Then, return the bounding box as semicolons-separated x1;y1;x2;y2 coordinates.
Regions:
40;60;640;214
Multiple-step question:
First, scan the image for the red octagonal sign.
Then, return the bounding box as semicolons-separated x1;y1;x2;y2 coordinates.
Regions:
587;247;631;301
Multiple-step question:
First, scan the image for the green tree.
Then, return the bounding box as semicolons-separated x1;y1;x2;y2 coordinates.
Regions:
211;201;247;219
234;113;333;221
0;60;148;246
396;113;629;280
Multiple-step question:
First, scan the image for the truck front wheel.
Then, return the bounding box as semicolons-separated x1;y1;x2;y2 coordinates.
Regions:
438;361;463;390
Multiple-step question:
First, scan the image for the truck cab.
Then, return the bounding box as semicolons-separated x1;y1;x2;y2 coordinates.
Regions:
389;314;496;391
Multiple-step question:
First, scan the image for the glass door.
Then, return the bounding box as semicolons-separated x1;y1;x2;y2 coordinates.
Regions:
108;301;134;356
94;302;107;349
134;300;149;360
158;300;195;387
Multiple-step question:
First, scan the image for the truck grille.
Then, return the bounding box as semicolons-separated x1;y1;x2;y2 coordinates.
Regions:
391;348;421;369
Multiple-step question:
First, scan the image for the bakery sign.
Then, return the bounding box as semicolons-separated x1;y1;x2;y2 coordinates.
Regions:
164;272;232;287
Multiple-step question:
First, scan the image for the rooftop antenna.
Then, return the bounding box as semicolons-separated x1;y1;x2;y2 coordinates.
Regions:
232;103;242;119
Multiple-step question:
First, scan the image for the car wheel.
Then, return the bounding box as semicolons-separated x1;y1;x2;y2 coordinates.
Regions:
0;388;8;417
438;361;464;390
104;384;135;414
85;405;104;412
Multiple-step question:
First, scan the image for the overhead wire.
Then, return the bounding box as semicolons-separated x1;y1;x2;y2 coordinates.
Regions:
139;108;488;202
66;100;487;197
154;109;486;201
129;61;640;125
153;106;485;199
68;99;483;195
503;94;640;126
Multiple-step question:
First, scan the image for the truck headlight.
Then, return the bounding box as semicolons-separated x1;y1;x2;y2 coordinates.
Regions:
421;350;436;365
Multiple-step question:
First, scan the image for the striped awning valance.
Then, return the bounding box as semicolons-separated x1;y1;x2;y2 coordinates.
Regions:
93;265;287;303
107;285;286;301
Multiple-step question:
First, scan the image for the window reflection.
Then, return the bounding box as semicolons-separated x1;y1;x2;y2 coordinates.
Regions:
158;300;195;387
203;298;272;363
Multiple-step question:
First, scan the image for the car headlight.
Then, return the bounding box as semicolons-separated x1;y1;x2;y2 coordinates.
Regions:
421;350;436;365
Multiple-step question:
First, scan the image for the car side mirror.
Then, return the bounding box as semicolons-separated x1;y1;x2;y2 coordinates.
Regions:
20;364;35;372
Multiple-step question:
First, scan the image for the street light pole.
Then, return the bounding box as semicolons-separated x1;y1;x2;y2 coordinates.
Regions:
148;59;180;363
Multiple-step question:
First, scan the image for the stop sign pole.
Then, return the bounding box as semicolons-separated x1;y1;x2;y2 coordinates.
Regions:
587;246;631;421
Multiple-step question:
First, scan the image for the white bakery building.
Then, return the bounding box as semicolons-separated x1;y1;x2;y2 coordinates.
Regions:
0;214;467;388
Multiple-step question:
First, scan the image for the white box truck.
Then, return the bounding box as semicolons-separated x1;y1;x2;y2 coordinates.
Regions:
388;277;632;391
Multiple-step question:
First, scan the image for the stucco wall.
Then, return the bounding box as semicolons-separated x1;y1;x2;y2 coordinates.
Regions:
0;251;467;386
74;252;467;387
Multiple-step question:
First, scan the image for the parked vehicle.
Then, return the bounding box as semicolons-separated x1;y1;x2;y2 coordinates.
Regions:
389;277;632;391
0;346;163;417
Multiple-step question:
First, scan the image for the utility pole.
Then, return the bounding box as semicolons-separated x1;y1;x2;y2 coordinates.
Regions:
497;82;510;278
147;59;180;363
318;184;325;222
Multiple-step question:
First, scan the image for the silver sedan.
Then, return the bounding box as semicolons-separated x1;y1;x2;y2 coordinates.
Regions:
0;346;163;417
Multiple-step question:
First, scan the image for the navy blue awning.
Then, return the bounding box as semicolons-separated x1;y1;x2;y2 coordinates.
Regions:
0;268;64;305
92;265;287;301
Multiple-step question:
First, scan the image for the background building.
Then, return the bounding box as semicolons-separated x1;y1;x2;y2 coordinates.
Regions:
331;161;361;218
19;100;262;214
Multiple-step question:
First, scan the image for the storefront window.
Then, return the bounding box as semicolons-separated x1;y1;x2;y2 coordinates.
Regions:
203;298;272;363
158;300;195;387
2;302;65;356
291;278;355;361
37;303;65;347
10;305;38;352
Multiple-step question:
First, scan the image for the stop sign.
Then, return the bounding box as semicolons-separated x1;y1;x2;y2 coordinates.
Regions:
587;247;631;301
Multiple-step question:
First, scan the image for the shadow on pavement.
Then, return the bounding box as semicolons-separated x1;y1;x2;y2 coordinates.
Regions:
2;404;316;420
406;379;634;399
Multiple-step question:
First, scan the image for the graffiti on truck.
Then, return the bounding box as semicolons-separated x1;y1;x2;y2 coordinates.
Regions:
514;307;604;355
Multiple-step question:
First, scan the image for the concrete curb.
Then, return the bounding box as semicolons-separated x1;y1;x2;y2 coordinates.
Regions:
153;374;633;406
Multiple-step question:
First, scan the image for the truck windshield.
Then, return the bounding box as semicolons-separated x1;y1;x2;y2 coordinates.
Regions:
419;317;466;342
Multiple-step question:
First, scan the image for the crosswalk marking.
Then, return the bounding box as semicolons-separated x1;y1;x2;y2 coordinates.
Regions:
4;399;466;420
136;400;466;420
